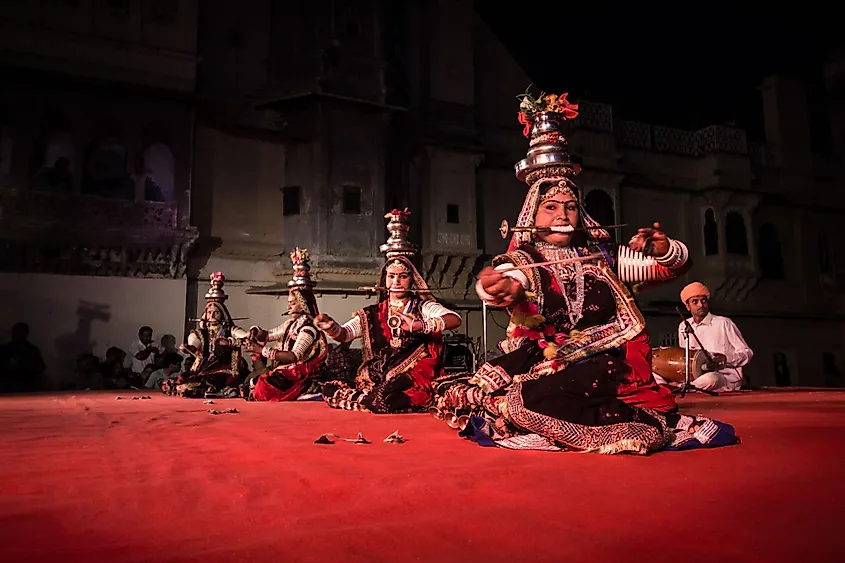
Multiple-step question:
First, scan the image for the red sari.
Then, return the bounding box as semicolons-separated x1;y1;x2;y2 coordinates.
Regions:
620;331;677;412
322;299;445;413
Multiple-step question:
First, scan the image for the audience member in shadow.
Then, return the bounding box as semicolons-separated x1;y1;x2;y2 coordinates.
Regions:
0;323;46;393
154;334;182;369
145;353;183;390
100;347;131;389
773;352;791;387
74;353;106;390
55;302;111;384
823;353;842;388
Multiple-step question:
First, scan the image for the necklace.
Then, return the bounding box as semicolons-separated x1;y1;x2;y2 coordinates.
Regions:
387;298;410;348
534;242;585;326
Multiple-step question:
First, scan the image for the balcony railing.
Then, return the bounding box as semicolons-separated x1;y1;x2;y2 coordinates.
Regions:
612;120;748;157
572;101;749;157
0;187;180;232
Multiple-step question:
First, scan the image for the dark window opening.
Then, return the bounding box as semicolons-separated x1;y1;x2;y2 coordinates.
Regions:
725;211;748;255
819;232;834;275
704;208;719;256
446;203;460;224
758;223;784;279
282;186;301;216
342;185;362;214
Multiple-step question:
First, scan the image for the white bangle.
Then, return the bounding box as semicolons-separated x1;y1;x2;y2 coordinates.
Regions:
261;345;275;359
326;322;342;339
655;239;685;268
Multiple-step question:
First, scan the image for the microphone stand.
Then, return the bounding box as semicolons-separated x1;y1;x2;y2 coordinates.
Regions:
675;306;718;398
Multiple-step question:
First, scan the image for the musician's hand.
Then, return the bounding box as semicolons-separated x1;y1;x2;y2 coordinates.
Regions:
713;353;727;367
314;314;336;332
478;267;521;307
629;222;669;257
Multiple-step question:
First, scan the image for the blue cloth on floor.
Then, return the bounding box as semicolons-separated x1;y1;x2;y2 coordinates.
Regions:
458;415;498;447
665;420;739;451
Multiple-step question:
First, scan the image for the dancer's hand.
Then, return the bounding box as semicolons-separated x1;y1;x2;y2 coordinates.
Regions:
314;314;336;332
397;313;420;333
629;222;669;256
478;267;521;307
243;341;263;354
249;327;268;343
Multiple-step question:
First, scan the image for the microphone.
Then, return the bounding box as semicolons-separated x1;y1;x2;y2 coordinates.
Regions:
675;306;716;365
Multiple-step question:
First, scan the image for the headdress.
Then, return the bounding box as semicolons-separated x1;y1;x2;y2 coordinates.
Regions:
205;272;228;302
508;87;610;252
379;208;418;261
202;272;234;325
680;282;710;304
287;248;319;317
376;209;432;302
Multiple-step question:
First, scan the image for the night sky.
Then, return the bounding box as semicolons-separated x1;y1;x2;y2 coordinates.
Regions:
478;3;843;142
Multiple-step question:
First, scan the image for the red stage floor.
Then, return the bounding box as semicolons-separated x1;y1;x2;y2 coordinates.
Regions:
1;389;843;563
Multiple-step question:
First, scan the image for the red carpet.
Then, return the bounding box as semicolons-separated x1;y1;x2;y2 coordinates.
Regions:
0;390;842;563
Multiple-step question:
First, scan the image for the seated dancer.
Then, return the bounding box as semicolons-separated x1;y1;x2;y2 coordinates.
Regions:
316;209;462;413
244;248;328;401
653;281;753;393
434;90;736;453
163;272;249;398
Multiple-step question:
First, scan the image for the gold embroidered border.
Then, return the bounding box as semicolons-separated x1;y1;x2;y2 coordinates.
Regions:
355;310;375;390
503;380;668;453
384;344;429;382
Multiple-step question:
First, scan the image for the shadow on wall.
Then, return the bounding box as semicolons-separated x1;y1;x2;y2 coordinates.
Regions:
52;301;111;388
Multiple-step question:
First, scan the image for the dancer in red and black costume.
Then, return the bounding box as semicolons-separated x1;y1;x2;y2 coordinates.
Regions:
433;89;737;453
316;209;461;414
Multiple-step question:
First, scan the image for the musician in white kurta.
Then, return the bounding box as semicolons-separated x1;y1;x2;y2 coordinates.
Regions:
666;282;753;392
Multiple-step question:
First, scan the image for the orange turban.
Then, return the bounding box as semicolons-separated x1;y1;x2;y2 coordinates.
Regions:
680;282;710;304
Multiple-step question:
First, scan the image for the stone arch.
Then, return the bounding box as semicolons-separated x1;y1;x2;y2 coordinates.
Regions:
83;117;131;199
31;112;76;192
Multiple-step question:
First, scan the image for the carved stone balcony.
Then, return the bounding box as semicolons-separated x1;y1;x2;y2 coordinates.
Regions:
0;188;197;278
572;101;613;133
615;121;747;157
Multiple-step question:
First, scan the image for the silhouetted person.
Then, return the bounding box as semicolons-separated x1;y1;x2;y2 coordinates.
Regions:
0;323;46;392
823;353;842;388
773;352;791;387
100;347;130;389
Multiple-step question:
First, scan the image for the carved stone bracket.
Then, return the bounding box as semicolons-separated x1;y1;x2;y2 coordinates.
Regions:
0;232;198;278
421;250;484;301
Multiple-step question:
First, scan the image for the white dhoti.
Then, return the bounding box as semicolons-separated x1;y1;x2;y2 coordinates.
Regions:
653;369;740;393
